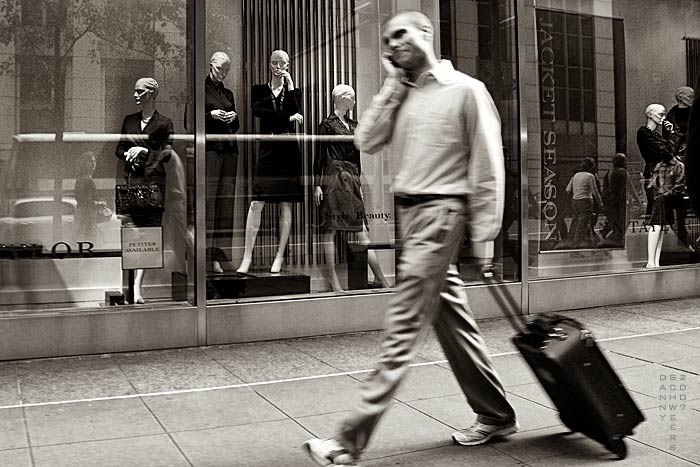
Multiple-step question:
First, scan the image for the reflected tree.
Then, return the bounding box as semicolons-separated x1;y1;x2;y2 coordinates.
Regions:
0;0;185;225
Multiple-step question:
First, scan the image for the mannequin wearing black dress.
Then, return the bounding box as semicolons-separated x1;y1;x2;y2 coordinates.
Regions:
638;103;678;268
237;50;304;273
313;85;387;291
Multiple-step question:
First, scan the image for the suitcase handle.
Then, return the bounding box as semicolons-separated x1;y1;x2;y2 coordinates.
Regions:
481;267;528;333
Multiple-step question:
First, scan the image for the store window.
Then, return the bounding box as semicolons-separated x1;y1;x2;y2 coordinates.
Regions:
1;0;193;309
201;0;520;302
528;0;700;278
1;0;520;311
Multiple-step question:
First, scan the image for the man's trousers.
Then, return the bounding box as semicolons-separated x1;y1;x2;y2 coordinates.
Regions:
337;197;516;457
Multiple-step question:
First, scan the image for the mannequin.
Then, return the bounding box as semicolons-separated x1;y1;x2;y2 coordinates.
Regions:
313;84;388;291
238;50;303;273
638;104;681;268
205;51;239;273
662;86;694;159
115;78;174;303
662;86;694;249
686;77;700;216
638;104;676;220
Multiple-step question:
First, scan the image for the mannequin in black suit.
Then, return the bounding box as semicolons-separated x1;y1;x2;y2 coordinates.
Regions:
205;51;240;273
115;77;174;303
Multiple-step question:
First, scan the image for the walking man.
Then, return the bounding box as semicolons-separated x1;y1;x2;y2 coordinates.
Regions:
303;10;517;467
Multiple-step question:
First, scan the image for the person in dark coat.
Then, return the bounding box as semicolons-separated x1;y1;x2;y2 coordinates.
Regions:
237;50;304;273
602;153;641;247
74;151;99;242
115;77;174;303
205;51;240;273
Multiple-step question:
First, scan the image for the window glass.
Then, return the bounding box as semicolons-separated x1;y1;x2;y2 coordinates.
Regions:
567;35;581;67
568;90;582;122
528;2;700;278
1;0;193;310
568;67;581;90
202;0;520;302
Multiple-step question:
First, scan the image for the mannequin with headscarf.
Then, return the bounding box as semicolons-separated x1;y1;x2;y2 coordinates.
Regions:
115;77;174;303
205;51;240;273
313;84;388;291
237;50;303;274
662;86;695;249
686;77;700;218
662;86;694;161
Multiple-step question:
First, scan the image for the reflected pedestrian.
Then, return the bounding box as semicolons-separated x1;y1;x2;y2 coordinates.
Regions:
566;157;603;248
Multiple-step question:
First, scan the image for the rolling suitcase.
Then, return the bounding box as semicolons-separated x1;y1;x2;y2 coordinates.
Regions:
485;274;644;459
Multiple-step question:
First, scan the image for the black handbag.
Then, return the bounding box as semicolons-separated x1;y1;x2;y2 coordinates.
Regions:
115;175;164;215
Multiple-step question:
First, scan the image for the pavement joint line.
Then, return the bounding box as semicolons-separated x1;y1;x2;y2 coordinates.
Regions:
0;326;698;411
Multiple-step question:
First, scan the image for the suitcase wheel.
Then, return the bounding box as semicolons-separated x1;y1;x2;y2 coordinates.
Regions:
606;436;627;460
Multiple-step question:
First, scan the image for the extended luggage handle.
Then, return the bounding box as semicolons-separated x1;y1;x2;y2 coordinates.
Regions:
480;266;528;333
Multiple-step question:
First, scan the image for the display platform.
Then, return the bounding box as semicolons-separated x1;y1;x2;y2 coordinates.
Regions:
346;242;397;290
172;269;310;300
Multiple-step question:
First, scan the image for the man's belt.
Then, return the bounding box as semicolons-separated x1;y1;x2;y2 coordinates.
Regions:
395;194;466;208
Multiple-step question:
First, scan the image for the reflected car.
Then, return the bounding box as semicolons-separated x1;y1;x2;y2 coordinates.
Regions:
0;196;122;252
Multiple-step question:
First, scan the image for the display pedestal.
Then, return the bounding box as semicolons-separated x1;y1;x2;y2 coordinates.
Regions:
172;270;310;300
122;269;135;304
347;242;397;290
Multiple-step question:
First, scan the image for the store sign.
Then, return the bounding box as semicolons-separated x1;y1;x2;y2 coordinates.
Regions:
537;10;559;239
121;227;163;270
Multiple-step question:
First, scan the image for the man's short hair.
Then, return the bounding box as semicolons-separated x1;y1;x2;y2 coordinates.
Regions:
382;10;434;34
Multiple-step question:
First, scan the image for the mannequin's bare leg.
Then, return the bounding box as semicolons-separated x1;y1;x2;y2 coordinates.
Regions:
358;229;389;287
321;229;343;291
646;225;663;268
271;202;292;273
133;269;146;304
654;229;665;266
237;200;265;273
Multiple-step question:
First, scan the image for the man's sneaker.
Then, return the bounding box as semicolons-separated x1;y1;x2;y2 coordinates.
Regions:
303;438;357;466
452;420;519;446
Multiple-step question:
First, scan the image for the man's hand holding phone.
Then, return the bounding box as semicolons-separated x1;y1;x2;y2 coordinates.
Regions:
381;53;403;78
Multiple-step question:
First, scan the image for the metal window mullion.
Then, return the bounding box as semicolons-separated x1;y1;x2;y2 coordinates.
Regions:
516;0;531;316
193;0;207;342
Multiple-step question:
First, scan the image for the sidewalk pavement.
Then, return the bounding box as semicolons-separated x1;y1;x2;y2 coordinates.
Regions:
0;297;699;467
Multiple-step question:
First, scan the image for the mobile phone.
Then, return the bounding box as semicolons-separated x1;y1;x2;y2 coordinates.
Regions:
382;52;400;69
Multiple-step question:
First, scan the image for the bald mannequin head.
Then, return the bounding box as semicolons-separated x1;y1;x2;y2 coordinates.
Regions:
269;49;290;78
209;51;231;82
645;103;665;119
